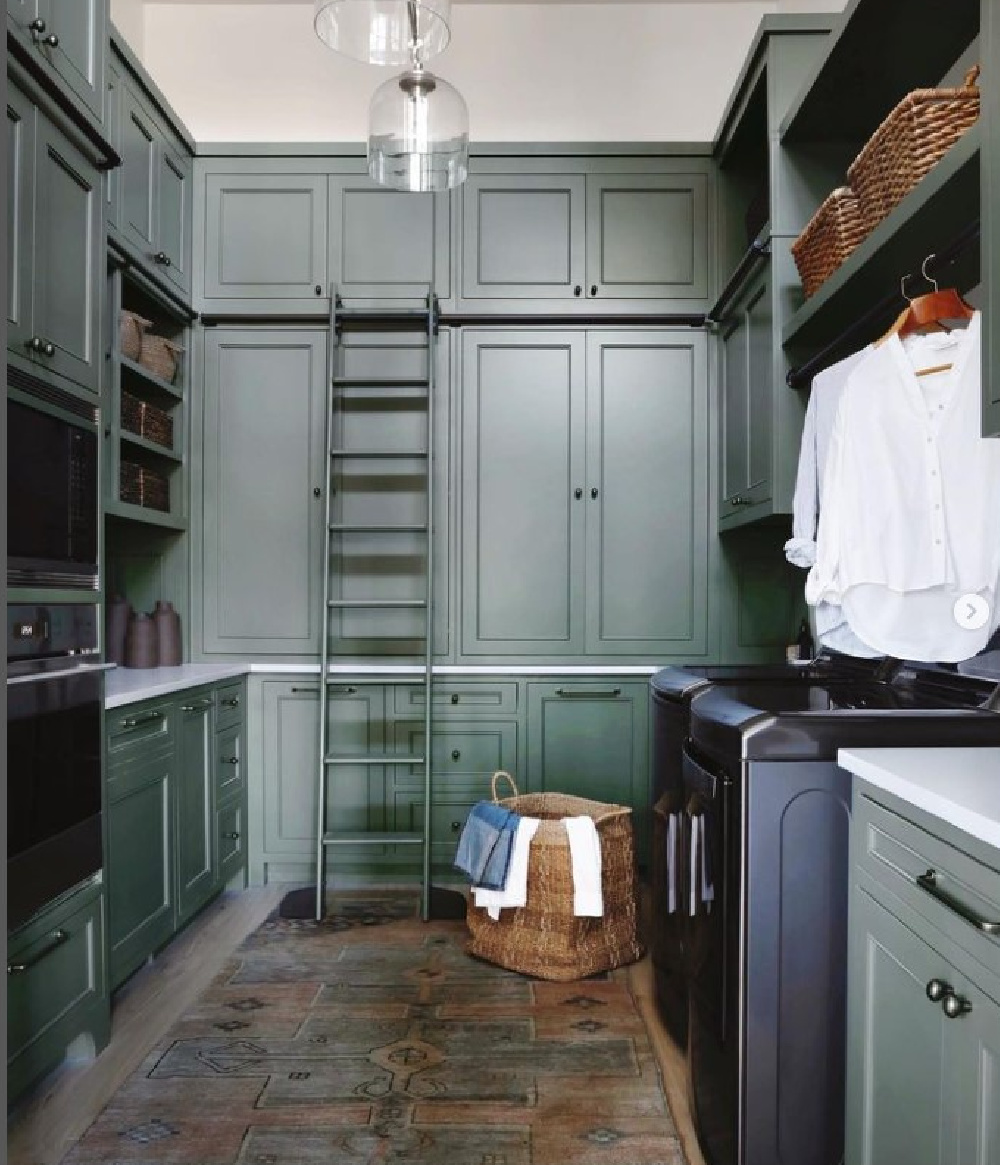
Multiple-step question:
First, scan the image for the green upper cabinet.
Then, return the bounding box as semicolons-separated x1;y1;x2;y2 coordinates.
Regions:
459;159;713;311
201;328;327;656
585;331;709;655
6;81;101;396
461;328;709;660
174;693;215;925
461;330;587;656
330;172;450;301
200;166;329;307
7;0;107;125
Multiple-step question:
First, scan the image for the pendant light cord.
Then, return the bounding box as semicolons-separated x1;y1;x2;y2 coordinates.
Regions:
407;0;420;59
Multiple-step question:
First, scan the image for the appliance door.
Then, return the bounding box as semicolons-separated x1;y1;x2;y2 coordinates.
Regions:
683;742;739;1165
7;386;99;589
7;665;104;933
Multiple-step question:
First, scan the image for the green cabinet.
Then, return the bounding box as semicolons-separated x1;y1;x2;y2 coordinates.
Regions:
174;693;215;925
6;80;101;395
847;784;1000;1165
461;328;709;659
460;161;712;309
6;876;109;1103
7;0;107;124
201;328;327;655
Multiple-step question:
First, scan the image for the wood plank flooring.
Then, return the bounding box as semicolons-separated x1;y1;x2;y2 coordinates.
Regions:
7;886;706;1165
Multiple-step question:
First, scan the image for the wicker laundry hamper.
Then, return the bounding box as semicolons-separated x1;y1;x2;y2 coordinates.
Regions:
465;772;644;981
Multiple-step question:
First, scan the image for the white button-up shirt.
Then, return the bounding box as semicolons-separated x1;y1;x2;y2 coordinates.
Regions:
806;313;1000;662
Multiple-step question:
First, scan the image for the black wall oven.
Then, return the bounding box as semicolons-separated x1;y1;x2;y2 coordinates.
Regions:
7;369;100;590
7;605;108;934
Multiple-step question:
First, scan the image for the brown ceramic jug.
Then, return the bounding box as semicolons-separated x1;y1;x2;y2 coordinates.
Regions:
106;595;133;665
124;612;158;669
153;600;182;666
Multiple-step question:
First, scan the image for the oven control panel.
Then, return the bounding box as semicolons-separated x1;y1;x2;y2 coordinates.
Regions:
7;604;99;660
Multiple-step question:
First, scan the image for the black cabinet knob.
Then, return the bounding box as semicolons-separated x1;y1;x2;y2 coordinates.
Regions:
942;993;972;1019
28;17;46;34
926;979;951;1002
223;756;239;765
450;693;459;704
315;285;323;295
574;487;583;500
451;749;461;762
590;284;598;297
313;487;321;497
574;285;582;297
223;831;240;841
590;487;599;500
154;251;172;266
42;341;55;357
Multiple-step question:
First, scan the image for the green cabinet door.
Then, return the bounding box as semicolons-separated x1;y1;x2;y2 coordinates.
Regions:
105;57;121;229
7;0;106;124
461;173;586;301
845;888;955;1165
106;750;174;990
719;266;772;520
156;137;191;299
6;84;34;361
585;173;710;304
330;173;450;300
120;82;157;256
584;331;709;656
526;681;649;858
460;330;587;655
954;971;1000;1165
32;109;101;394
175;694;215;925
202;329;327;655
201;168;329;306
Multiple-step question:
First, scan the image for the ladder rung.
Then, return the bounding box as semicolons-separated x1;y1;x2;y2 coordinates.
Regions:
329;448;428;458
325;675;427;685
332;378;429;389
337;309;430;320
325;754;425;766
323;830;424;846
330;523;428;533
328;598;427;608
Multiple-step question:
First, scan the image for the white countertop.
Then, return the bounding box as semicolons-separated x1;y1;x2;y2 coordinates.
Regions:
839;748;1000;851
105;663;251;708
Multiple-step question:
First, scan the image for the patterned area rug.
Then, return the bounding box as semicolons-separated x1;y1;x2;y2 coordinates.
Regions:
63;893;684;1164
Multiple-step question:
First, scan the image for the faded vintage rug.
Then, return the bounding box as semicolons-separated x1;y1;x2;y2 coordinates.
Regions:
63;893;685;1165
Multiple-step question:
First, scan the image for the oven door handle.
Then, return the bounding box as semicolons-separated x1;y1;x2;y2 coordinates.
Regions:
6;662;116;686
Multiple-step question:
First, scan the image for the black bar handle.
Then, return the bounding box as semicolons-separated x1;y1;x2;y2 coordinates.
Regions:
8;929;69;974
554;687;621;698
706;237;771;325
917;869;1000;935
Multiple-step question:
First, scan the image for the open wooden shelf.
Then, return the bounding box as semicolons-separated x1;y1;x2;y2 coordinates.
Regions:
120;430;183;463
105;500;187;531
782;125;980;353
120;354;183;400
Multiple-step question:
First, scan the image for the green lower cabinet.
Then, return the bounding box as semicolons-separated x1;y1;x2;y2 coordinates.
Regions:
390;783;484;870
175;694;216;925
6;877;109;1103
526;681;649;862
106;749;175;990
216;795;247;887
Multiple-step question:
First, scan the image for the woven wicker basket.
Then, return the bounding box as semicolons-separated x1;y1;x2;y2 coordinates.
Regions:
120;390;144;438
791;186;867;299
847;66;980;236
465;772;644;981
119;311;151;361
139;335;185;385
120;461;169;512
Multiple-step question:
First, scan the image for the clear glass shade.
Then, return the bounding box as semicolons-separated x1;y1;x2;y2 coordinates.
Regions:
367;65;469;192
314;0;451;66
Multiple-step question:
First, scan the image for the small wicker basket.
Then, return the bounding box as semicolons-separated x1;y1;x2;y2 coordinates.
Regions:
465;772;644;981
791;186;867;299
139;335;185;385
847;66;980;235
119;311;151;361
120;461;170;512
120;390;144;438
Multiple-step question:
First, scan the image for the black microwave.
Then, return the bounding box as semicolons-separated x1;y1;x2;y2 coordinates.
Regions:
7;371;100;590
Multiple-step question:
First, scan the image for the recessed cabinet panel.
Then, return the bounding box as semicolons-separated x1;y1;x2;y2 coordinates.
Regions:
121;87;157;253
202;330;326;654
7;0;105;123
462;175;586;299
203;174;328;300
6;87;33;355
175;699;214;924
157;142;190;297
461;332;586;654
587;175;709;300
585;332;708;655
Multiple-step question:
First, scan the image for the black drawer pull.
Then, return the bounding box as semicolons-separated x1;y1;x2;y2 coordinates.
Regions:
450;693;460;704
328;686;358;696
221;697;240;708
451;749;461;762
121;710;164;729
222;756;239;765
554;687;621;699
8;929;68;974
291;686;319;694
222;831;241;841
451;821;462;832
916;869;1000;935
181;700;212;712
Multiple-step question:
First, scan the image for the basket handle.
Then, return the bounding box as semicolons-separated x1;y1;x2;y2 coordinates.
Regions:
491;770;519;801
964;65;981;89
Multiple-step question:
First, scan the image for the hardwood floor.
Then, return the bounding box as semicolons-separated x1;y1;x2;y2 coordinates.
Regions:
7;886;705;1165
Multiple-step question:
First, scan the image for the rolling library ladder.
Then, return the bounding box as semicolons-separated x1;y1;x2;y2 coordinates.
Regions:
314;288;439;921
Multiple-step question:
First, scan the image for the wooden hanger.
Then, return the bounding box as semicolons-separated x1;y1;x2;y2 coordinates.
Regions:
879;257;975;375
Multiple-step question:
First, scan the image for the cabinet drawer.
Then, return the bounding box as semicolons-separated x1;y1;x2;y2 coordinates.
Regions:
391;785;482;865
7;880;107;1087
394;681;518;717
217;797;246;883
856;793;1000;975
392;721;518;784
107;700;172;753
215;681;245;732
216;725;243;799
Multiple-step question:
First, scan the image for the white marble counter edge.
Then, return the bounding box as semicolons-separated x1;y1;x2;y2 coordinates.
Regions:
839;747;1000;851
106;663;251;708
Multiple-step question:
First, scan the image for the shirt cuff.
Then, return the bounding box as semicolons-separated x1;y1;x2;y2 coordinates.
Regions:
783;538;816;569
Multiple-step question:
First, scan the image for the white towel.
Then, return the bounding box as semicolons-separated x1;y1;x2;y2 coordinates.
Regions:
666;812;678;915
471;816;540;921
564;816;603;917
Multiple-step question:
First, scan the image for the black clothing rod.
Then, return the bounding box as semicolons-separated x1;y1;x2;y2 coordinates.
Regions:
203;311;708;329
785;221;980;389
706;238;771;325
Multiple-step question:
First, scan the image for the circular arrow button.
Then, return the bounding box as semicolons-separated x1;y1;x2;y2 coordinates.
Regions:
953;594;990;631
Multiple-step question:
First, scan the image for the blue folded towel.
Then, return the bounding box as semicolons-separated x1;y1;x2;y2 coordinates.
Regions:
454;801;520;890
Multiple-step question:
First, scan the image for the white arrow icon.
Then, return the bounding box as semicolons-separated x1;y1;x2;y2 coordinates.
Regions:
953;594;990;631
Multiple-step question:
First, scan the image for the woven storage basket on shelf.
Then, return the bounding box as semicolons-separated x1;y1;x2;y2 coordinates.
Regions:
791;186;867;299
141;399;173;449
119;311;151;361
120;390;144;438
139;335;184;384
847;66;980;236
119;461;169;512
465;772;644;981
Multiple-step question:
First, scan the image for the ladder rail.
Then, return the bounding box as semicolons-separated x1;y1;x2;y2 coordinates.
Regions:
421;290;436;922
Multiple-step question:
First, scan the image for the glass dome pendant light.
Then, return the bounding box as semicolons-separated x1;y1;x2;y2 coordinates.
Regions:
313;0;451;67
